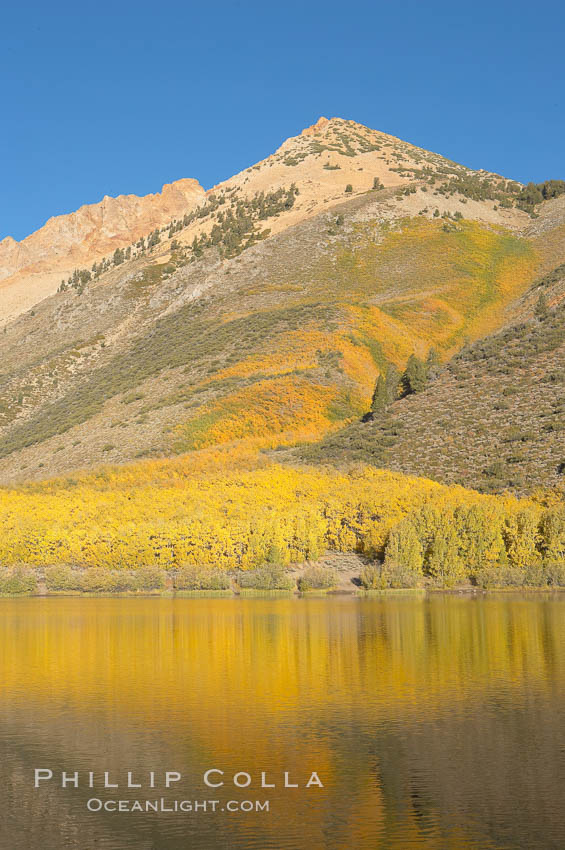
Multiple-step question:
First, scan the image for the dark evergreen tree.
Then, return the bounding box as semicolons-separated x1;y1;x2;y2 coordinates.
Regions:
370;375;387;415
402;354;428;395
385;365;401;404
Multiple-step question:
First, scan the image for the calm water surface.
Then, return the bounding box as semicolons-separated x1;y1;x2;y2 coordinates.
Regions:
0;595;563;849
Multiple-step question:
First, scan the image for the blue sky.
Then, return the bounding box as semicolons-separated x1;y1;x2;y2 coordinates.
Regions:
2;0;564;241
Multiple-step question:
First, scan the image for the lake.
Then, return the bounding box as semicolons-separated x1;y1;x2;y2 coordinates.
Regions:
0;595;563;849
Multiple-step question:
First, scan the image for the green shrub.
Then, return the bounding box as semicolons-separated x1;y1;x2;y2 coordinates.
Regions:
79;569;135;593
0;566;37;595
382;561;421;588
360;561;420;589
237;565;294;590
44;564;82;591
174;565;231;590
45;565;166;592
359;563;384;589
345;184;353;194
298;565;337;591
361;559;422;590
542;561;565;586
133;567;166;591
473;563;527;588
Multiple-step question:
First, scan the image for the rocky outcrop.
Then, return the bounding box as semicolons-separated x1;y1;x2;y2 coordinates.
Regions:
301;116;330;135
0;178;205;324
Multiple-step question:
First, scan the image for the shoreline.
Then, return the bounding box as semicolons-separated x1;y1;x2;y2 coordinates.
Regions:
1;553;563;598
1;586;563;600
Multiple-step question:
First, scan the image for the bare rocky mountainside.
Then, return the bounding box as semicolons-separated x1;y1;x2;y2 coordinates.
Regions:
0;179;206;324
0;117;564;493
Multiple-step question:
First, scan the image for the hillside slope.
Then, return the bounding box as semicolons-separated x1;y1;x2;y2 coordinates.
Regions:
302;262;565;495
0;117;563;489
0;196;543;483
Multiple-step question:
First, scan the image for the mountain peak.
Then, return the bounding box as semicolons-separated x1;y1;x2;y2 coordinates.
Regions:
0;118;534;327
301;116;331;136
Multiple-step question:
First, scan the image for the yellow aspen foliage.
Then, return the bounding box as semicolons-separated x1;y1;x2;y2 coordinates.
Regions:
0;457;562;586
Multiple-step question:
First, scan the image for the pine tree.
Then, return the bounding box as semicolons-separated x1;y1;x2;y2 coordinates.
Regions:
370;375;387;415
402;354;428;395
385;365;401;404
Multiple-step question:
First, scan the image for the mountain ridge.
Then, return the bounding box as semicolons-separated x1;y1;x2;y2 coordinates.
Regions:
0;116;564;494
0;116;531;326
0;178;206;324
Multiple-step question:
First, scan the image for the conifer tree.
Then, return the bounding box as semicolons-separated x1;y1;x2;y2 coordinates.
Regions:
385;365;401;404
402;354;428;395
370;375;387;415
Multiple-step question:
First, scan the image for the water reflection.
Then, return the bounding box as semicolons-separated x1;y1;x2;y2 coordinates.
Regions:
0;595;563;848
